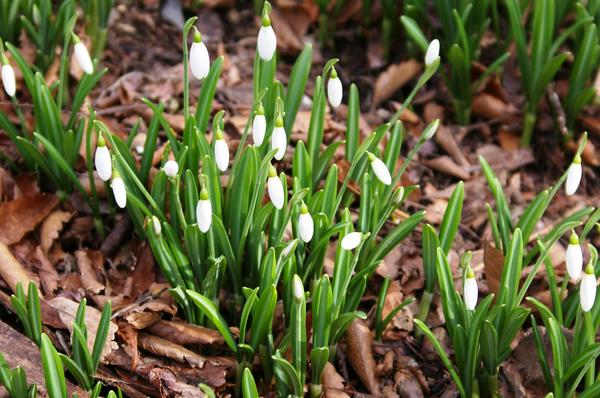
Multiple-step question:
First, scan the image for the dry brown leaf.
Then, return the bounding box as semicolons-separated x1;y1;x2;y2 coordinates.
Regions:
423;156;471;180
346;319;379;394
382;280;413;334
498;128;521;151
76;250;105;295
471;93;516;120
118;320;140;370
373;61;422;108
34;246;59;295
435;126;470;167
270;9;304;54
484;241;504;296
40;210;72;253
0;193;59;245
0;241;34;293
138;333;206;368
323;362;350;398
49;296;118;361
147;320;225;346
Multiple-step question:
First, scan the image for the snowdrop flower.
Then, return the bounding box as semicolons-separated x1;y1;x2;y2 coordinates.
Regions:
267;165;284;209
252;103;266;146
565;154;582;196
425;39;440;66
298;202;313;243
1;54;16;97
271;114;287;160
214;128;229;172
327;67;342;108
111;172;127;209
341;232;362;251
424;119;440;140
196;188;212;233
189;28;210;80
257;11;276;61
463;268;478;310
292;274;304;303
580;264;597;312
566;231;583;280
72;34;93;74
152;216;162;235
163;160;179;178
94;135;112;182
368;152;392;185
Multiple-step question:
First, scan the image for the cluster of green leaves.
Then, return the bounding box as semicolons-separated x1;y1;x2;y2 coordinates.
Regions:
0;0;114;72
92;12;440;395
79;0;113;60
415;137;593;397
3;283;116;397
402;0;509;125
0;37;107;233
505;0;596;146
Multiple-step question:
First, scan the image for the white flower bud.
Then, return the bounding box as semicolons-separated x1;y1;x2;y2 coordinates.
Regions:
580;265;597;312
327;68;342;108
267;165;284;209
190;30;210;80
94;137;112;182
425;39;440;66
341;232;362;251
214;129;229;172
368;152;392;185
196;189;212;233
163;160;179;178
565;154;582;196
566;232;583;280
152;216;161;235
1;60;16;97
111;173;127;209
73;35;93;74
292;274;304;303
463;269;478;310
257;17;276;61
271;115;287;160
252;106;266;146
298;202;313;243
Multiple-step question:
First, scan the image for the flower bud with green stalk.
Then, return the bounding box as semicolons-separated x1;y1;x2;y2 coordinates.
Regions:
252;102;266;146
298;201;313;243
94;134;112;182
111;169;127;209
327;66;342;108
163;159;179;178
257;2;276;61
271;112;287;160
566;230;583;280
189;27;210;80
463;266;477;311
1;51;16;97
214;127;229;172
71;33;93;75
565;153;582;196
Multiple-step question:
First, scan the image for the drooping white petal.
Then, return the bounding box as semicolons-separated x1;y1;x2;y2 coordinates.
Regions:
190;41;210;80
163;160;179;178
341;232;362;251
267;176;284;209
252;114;266;146
425;39;440;66
215;139;229;172
298;212;314;243
94;145;112;182
580;272;597;312
1;64;16;97
370;156;392;185
271;126;287;160
111;176;127;208
566;243;583;280
257;25;277;61
196;199;212;233
327;76;342;108
74;42;94;74
463;277;478;310
565;163;582;196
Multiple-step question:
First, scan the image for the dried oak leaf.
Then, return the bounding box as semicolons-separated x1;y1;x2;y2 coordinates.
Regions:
76;250;106;295
323;362;350;398
373;61;422;108
139;333;206;368
346;319;379;394
0;193;59;245
40;210;72;253
34;246;59;295
484;241;504;296
0;241;33;292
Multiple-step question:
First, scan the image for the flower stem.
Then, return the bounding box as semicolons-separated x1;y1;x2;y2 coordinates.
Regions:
585;312;595;388
521;111;536;148
416;290;434;322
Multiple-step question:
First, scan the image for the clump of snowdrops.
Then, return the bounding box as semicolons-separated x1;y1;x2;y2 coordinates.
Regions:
91;2;441;394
